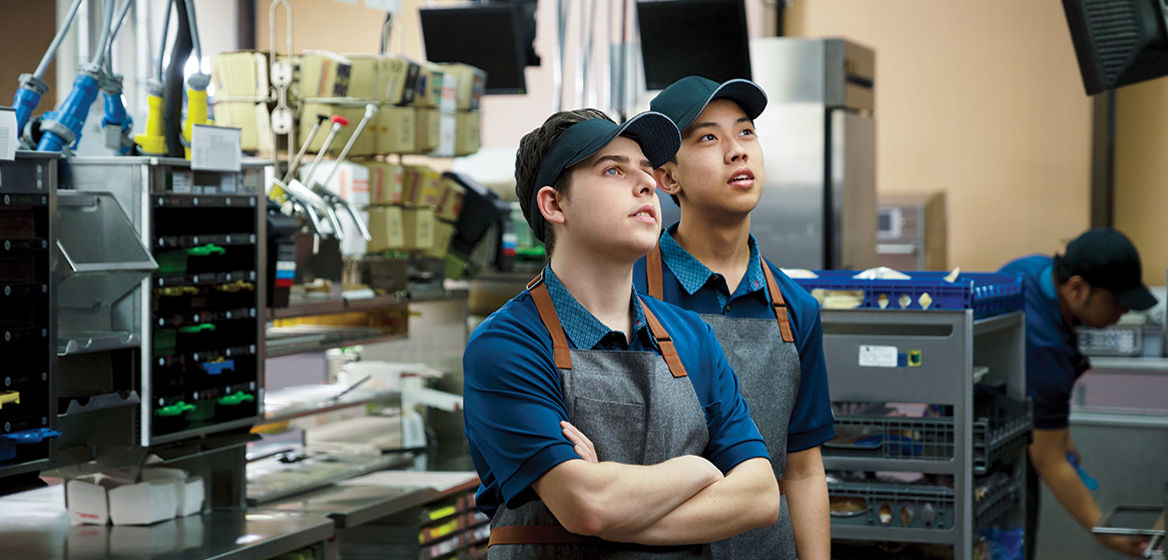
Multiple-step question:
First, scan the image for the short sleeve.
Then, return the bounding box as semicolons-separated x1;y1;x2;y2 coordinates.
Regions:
1027;343;1079;430
786;290;836;451
462;307;580;511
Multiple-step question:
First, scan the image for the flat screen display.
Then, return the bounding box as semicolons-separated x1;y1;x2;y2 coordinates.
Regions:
419;5;528;94
636;0;752;90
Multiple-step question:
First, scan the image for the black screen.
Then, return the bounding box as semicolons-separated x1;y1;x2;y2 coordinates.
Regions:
1062;0;1168;94
419;5;527;94
636;0;752;90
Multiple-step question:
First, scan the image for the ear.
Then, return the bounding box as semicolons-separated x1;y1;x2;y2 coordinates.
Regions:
1065;275;1091;302
535;186;567;227
654;164;682;198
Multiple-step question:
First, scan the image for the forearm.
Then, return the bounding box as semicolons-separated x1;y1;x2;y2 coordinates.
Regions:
534;455;722;537
1033;455;1102;530
602;457;781;545
781;472;830;559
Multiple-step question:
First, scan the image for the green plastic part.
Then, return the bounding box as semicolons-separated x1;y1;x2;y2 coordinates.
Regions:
156;401;196;416
187;244;226;256
218;391;255;405
178;323;216;334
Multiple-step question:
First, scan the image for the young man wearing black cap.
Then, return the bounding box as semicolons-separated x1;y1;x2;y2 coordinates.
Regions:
999;227;1157;559
633;76;834;559
463;108;782;558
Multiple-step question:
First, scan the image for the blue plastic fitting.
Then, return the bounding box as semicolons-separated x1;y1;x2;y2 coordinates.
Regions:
36;69;101;153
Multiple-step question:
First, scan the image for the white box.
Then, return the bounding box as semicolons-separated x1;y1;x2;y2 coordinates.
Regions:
66;474;123;525
141;468;205;517
107;478;180;525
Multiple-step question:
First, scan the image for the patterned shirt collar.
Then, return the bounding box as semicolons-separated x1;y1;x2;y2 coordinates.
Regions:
543;265;650;350
659;225;767;299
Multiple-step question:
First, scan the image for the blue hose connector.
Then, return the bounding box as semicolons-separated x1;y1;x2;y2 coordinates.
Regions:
36;66;101;153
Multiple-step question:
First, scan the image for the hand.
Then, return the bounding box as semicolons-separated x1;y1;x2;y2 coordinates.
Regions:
1094;533;1148;558
561;421;598;463
1066;437;1082;465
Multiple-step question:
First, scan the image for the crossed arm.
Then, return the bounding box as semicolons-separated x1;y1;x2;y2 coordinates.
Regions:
531;421;781;546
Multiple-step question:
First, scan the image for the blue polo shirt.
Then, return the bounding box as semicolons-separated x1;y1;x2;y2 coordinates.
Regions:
633;226;836;452
999;254;1091;430
463;265;769;518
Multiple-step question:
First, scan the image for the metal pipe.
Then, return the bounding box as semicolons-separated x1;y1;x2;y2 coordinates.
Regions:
157;0;172;81
553;0;565;112
90;0;116;67
36;0;86;80
103;0;135;72
182;0;202;68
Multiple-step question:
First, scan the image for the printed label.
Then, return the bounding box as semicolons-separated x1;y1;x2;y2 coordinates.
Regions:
858;345;899;368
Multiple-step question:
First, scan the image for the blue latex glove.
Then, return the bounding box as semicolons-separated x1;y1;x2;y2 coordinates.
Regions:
1067;452;1099;491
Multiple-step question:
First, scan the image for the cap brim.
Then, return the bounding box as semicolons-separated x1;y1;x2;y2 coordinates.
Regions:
612;111;681;169
1115;284;1158;311
710;79;768;122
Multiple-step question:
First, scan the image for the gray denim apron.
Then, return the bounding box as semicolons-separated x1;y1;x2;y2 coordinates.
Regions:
647;248;802;560
487;274;713;559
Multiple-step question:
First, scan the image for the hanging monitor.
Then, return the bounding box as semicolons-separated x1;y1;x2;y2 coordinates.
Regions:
1062;0;1168;94
419;4;528;94
636;0;752;90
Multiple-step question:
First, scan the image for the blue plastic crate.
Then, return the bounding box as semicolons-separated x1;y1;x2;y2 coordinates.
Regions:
792;270;1023;318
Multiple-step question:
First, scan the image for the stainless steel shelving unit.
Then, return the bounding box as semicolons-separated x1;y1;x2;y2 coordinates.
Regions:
820;309;1030;558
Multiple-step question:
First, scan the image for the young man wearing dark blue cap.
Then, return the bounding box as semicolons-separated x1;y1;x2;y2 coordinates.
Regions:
463;108;782;558
633;76;834;559
1000;228;1156;559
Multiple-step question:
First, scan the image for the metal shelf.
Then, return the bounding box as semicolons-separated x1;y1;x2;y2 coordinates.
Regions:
830;525;958;545
267;288;467;321
265;328;408;357
260;388;402;426
1088;356;1168;372
823;457;958;475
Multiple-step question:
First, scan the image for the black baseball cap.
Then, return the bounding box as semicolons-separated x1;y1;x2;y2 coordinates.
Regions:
526;111;681;242
1064;228;1156;311
649;75;768;131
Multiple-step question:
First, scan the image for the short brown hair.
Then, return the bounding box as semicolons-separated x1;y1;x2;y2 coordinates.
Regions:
515;108;612;253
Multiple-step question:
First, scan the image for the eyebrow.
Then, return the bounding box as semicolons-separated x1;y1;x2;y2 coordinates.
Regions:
593;154;652;169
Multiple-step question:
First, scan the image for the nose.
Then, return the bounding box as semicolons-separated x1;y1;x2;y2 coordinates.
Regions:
636;168;656;195
726;137;748;163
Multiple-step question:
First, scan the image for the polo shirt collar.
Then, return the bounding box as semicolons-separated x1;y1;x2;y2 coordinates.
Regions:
543;265;651;350
659;224;766;296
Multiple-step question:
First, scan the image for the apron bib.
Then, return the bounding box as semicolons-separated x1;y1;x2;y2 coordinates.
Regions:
488;275;712;559
647;247;803;560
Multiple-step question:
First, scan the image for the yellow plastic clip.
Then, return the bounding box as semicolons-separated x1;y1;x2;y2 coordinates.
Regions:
0;391;20;409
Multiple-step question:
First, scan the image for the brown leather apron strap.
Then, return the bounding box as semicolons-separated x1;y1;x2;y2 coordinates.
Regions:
638;296;689;379
488;524;597;547
761;262;795;343
528;273;573;370
645;244;664;300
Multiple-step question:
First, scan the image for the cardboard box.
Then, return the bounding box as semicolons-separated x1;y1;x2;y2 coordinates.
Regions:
368;205;405;253
299;100;378;156
425;219;455;259
67;474;122;525
455;110;481;156
108;477;181;525
402;166;441;207
366;161;405;205
403;206;436;251
297;51;352;99
383;55;420;105
414;108;441;153
436;66;459;113
413;63;445;108
344;54;388;101
432;112;458;157
141;468;205;518
376;104;416;154
437;63;486;111
435;176;466;222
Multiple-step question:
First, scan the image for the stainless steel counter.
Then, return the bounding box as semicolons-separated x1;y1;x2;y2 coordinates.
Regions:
255;483;442;529
0;485;334;560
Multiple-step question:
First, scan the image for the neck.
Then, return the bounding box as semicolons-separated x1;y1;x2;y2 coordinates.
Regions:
549;245;635;338
1052;269;1077;329
674;209;753;289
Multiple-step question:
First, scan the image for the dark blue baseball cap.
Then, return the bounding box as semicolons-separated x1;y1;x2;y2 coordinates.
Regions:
1064;228;1156;311
650;75;768;131
526;111;680;242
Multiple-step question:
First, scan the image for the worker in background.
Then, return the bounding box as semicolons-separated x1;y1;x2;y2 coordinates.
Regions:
633;75;834;560
999;228;1156;559
463;108;781;558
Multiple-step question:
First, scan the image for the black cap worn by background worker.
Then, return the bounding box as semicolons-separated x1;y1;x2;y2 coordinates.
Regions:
1063;227;1157;311
649;75;768;131
526;111;681;242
